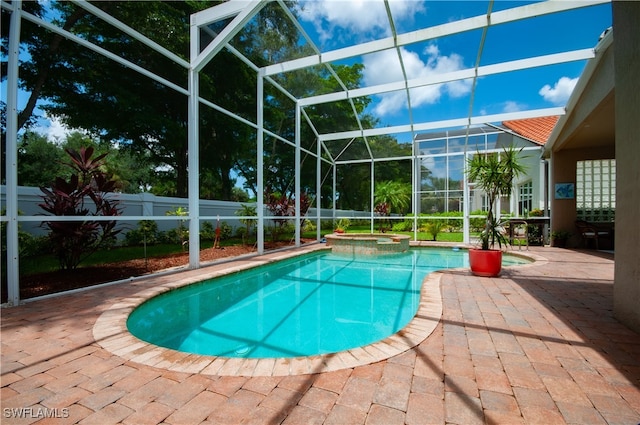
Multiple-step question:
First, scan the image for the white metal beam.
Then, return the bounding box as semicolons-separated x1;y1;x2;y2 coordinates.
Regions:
264;0;608;78
299;48;594;107
72;0;189;68
468;108;565;127
190;0;253;27
19;10;189;95
192;0;266;72
319;107;565;142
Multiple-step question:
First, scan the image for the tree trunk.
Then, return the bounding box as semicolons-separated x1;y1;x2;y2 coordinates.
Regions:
18;7;92;130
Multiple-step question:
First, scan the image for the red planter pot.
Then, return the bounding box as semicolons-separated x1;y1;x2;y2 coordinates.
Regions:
468;249;503;277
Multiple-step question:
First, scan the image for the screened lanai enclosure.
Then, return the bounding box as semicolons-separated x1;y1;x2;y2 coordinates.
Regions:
1;0;613;305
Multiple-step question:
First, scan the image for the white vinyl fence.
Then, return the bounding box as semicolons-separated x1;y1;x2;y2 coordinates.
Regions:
1;185;371;237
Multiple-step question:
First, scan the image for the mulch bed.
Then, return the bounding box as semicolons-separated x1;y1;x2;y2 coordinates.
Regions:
13;240;315;301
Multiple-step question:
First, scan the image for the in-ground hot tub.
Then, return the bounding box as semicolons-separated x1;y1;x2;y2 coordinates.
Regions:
324;233;410;255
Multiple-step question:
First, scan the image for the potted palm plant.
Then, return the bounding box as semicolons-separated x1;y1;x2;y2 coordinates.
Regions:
467;145;526;276
334;218;350;234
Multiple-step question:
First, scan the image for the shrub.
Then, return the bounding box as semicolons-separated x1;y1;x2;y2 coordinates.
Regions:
1;209;49;258
38;147;122;270
334;218;351;231
265;190;310;242
469;210;488;232
302;219;316;233
235;204;257;245
200;221;215;241
125;220;159;246
199;220;232;242
392;220;412;232
422;220;444;241
165;206;188;250
218;222;233;240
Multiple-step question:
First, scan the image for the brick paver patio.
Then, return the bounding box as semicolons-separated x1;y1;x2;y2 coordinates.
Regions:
2;246;639;424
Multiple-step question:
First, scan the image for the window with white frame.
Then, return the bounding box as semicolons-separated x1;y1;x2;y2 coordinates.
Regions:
518;181;533;215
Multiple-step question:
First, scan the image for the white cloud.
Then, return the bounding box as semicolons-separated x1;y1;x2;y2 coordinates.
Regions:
298;1;470;116
36;115;69;142
502;101;524;113
478;101;525;116
298;0;425;43
539;76;578;105
363;44;471;116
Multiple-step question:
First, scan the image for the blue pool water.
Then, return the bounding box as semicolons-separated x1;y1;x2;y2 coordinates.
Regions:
127;248;529;358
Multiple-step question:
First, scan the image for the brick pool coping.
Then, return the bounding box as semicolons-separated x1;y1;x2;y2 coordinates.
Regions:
92;243;544;377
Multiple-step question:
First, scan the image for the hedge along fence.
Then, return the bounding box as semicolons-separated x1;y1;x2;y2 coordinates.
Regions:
1;185;371;238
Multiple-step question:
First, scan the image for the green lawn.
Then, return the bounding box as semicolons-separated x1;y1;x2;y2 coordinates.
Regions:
326;225;464;243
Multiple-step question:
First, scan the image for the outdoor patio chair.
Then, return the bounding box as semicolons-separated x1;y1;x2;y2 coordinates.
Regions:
509;220;529;250
575;220;611;250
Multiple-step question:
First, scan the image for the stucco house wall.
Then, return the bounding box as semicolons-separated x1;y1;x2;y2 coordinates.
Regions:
612;1;640;333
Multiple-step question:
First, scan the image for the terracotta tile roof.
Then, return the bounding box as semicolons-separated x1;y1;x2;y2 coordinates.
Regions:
502;115;560;145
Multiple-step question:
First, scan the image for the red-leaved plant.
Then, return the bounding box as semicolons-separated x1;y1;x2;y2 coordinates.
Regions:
264;190;310;243
374;202;390;232
39;147;122;269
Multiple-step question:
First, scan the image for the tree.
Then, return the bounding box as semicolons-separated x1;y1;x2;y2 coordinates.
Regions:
374;180;412;215
39;147;122;269
9;1;285;199
5;1;396;205
17;130;154;193
335;135;412;211
17;132;66;187
25;1;198;197
236;61;379;206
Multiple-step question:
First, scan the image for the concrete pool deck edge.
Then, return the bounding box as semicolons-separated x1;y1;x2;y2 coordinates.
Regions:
92;243;545;377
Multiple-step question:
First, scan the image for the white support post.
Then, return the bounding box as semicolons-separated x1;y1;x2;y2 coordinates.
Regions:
332;164;337;223
370;162;375;233
412;139;418;241
188;16;200;269
463;151;471;244
294;103;301;246
547;156;554;233
496;150;502;222
257;74;265;254
5;1;22;305
316;137;322;241
294;103;302;247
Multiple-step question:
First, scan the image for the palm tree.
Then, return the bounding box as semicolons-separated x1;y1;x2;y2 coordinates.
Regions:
374;181;411;214
467;146;527;250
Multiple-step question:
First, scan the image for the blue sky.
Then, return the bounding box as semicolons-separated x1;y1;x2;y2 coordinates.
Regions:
10;0;613;143
294;0;613;137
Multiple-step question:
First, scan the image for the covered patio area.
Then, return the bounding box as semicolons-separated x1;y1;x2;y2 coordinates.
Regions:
2;246;638;424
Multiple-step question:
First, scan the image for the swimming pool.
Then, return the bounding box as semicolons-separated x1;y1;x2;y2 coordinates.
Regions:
127;248;529;359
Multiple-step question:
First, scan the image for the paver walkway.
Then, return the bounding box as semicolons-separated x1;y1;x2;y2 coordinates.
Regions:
1;246;639;424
